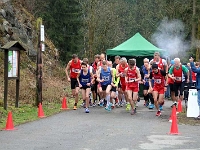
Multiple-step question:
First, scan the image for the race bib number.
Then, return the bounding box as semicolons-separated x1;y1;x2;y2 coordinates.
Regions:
72;68;80;73
155;79;161;84
102;76;109;81
176;77;182;81
120;73;125;77
81;79;89;83
129;78;135;82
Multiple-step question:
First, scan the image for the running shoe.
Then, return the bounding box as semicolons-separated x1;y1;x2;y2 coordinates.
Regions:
103;99;107;107
81;102;85;108
85;108;89;113
92;102;97;107
111;103;115;109
73;106;77;110
120;101;124;107
134;108;137;113
144;101;149;107
115;103;120;108
131;108;136;115
126;103;131;111
149;104;154;109
105;103;112;111
137;97;140;102
99;100;104;107
89;102;93;107
194;115;200;120
171;102;177;108
156;110;161;116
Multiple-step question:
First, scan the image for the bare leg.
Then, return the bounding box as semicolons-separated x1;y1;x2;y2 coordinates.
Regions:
81;89;86;103
158;94;164;106
153;91;159;110
85;88;91;108
105;85;112;106
75;87;79;104
111;91;116;104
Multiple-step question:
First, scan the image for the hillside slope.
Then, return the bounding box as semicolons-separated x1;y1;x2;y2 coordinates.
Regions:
0;0;69;107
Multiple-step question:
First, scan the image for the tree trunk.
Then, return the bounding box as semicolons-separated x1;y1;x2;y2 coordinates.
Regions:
192;0;196;47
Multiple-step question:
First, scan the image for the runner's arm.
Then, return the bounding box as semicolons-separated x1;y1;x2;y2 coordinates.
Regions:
76;72;81;86
162;59;168;73
149;72;153;88
97;61;101;71
96;69;101;82
124;68;128;83
149;59;154;66
90;71;94;84
65;61;71;79
190;62;200;73
168;66;174;78
135;68;141;82
116;64;120;77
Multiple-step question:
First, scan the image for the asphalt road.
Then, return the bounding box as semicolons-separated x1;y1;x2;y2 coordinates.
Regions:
0;100;200;150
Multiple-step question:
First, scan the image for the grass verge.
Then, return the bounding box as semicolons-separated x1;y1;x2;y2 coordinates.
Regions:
177;111;200;126
0;97;79;130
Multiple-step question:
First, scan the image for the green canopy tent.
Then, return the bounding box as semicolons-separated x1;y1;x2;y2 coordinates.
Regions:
106;32;165;56
106;32;166;97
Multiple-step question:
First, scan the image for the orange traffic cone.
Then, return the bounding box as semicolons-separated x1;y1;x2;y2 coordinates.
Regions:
5;111;15;130
177;100;182;113
61;97;69;110
169;105;176;122
168;108;180;135
38;103;45;118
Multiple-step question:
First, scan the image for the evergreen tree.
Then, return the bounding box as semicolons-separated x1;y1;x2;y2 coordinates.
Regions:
36;0;83;63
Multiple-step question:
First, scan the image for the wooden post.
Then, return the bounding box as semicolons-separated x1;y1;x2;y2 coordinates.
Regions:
36;18;43;106
196;19;200;61
192;0;196;47
4;50;8;110
15;51;20;107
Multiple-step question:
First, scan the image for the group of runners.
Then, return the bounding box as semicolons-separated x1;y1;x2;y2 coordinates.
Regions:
65;52;192;116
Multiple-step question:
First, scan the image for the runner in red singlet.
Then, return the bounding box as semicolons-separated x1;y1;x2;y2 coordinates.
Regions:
97;53;106;70
91;55;100;105
124;59;141;115
65;54;82;110
168;58;189;106
149;64;167;116
116;57;129;109
150;52;168;110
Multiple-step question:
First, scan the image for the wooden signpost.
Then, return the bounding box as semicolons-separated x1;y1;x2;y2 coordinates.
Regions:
1;41;26;110
36;17;45;106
